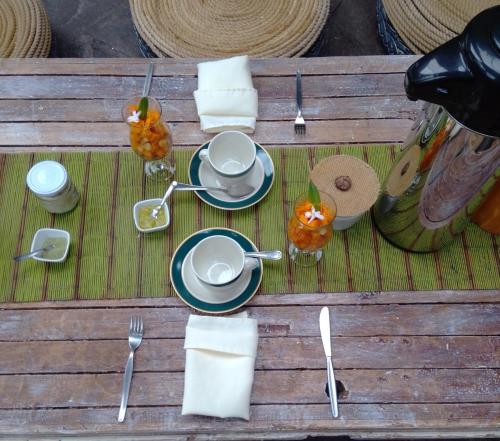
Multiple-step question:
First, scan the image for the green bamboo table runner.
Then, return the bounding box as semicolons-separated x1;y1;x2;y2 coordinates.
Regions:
1;145;498;303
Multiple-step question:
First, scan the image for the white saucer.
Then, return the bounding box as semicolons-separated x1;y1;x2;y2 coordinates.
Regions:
188;142;275;211
198;155;265;202
181;248;252;304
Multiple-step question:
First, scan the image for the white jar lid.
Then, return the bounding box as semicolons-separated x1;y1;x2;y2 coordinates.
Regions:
26;161;67;196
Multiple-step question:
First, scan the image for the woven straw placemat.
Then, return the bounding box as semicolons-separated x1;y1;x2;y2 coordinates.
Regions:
382;0;500;53
1;145;498;303
0;0;51;58
129;0;330;58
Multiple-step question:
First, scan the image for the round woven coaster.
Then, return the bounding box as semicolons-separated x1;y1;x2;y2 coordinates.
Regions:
0;0;51;58
382;0;500;53
129;0;329;58
310;155;380;217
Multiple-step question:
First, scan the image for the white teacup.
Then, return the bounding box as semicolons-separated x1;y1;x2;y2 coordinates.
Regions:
199;131;256;188
191;235;257;287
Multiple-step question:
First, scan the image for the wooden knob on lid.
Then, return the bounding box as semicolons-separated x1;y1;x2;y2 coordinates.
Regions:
335;176;352;191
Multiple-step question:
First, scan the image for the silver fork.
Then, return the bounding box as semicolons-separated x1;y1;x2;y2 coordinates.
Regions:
118;316;143;422
294;70;305;134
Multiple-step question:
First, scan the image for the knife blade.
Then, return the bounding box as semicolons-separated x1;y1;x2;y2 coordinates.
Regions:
319;306;339;418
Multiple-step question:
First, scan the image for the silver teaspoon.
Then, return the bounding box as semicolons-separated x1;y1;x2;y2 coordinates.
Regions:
244;250;282;260
14;244;55;262
150;181;177;219
175;182;255;198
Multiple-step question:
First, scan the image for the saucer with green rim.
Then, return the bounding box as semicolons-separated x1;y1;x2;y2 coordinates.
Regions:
170;228;263;314
188;142;274;210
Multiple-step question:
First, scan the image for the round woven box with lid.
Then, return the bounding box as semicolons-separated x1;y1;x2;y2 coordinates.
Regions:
129;0;330;58
310;155;380;230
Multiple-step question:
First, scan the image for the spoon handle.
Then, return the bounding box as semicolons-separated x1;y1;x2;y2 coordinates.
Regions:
142;63;154;97
14;245;54;262
245;250;282;261
174;182;226;193
159;181;177;206
151;181;178;219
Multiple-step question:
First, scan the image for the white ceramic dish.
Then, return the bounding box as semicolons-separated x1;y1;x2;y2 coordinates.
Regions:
333;213;365;230
31;228;70;263
182;248;253;305
198;151;264;202
191;235;245;286
201;131;256;178
189;142;274;211
133;198;170;233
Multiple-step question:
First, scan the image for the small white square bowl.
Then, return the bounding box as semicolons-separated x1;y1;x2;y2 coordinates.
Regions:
133;198;170;233
31;228;70;263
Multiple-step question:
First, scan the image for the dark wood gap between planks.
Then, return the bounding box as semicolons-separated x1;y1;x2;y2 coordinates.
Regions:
0;395;499;410
0;72;409;78
2;300;499;312
0;116;411;123
1;334;499;343
0;367;497;376
0;93;409;101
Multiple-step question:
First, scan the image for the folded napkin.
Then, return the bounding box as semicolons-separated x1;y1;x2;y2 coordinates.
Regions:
193;55;258;133
181;312;258;420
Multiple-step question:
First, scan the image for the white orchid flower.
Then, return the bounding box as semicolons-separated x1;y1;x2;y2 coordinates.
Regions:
127;110;141;123
304;206;325;224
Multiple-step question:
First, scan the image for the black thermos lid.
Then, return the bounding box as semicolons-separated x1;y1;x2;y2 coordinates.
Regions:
405;6;500;137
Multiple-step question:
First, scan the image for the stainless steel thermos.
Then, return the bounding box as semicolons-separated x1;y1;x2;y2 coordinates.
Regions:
373;6;500;252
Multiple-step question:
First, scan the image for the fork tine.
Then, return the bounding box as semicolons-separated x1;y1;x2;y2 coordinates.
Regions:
129;316;133;332
134;316;140;334
138;317;143;335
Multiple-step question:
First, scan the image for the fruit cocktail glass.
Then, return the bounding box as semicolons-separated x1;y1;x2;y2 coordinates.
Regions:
122;96;175;180
287;191;336;266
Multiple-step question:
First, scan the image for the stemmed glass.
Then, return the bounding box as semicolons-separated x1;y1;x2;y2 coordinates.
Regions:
287;191;336;266
122;96;175;180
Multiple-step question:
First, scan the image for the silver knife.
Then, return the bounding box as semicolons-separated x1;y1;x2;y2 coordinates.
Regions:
319;306;339;418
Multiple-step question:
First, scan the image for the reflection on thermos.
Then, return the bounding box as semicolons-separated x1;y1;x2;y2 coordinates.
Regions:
472;179;500;235
373;6;500;252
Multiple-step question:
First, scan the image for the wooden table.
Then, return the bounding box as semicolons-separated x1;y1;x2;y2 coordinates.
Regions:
0;56;498;440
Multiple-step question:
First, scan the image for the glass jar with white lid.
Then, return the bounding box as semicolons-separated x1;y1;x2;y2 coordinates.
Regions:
26;161;80;213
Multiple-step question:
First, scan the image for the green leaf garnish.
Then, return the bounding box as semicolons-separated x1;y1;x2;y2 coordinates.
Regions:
308;181;321;210
138;96;149;121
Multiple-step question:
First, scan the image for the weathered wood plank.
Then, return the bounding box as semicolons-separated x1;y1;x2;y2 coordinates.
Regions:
0;96;419;122
0;304;498;341
0;336;497;374
3;290;499;309
0;74;405;99
0;119;413;146
0;55;420;76
1;369;497;409
0;403;495;437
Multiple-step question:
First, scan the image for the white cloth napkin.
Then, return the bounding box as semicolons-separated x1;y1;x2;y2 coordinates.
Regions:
181;312;258;420
193;55;258;133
